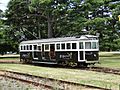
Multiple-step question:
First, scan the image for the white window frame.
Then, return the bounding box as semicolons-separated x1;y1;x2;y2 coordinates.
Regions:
44;44;50;51
55;43;61;50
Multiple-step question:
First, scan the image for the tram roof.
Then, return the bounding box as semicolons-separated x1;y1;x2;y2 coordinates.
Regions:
20;35;98;44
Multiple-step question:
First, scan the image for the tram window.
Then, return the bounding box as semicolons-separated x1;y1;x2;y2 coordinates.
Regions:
45;44;49;50
25;46;27;50
72;43;76;49
85;42;91;49
24;46;26;50
67;43;71;49
27;45;29;50
79;42;83;49
61;43;65;49
21;46;23;50
30;45;32;50
56;44;60;50
34;52;38;58
92;42;97;49
34;45;37;50
38;46;41;51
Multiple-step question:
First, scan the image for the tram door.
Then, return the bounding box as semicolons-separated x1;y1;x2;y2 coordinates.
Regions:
49;44;55;60
41;44;45;60
33;45;38;60
80;51;84;60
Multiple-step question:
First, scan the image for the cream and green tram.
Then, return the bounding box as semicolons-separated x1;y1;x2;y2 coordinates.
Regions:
19;35;99;66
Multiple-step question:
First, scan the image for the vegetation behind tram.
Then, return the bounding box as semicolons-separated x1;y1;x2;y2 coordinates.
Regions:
1;0;120;54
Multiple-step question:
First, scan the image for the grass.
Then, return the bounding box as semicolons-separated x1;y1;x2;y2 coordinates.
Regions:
96;52;120;69
96;57;120;69
0;64;119;90
0;54;19;61
0;52;120;89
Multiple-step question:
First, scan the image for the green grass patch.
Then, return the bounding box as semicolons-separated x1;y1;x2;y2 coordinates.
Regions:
0;57;19;59
96;57;120;69
0;52;120;89
99;52;120;57
0;54;19;61
96;52;120;69
0;57;19;61
0;64;119;90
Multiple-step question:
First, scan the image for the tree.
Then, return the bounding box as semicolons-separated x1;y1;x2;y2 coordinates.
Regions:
0;9;17;54
30;0;70;38
82;0;120;51
6;0;41;40
4;0;120;52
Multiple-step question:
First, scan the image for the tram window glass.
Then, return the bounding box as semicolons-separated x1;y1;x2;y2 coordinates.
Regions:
61;43;65;49
27;45;29;50
34;52;38;58
24;46;26;50
45;44;49;50
38;46;41;51
72;43;76;49
30;45;32;50
85;42;91;49
34;45;37;50
21;46;22;50
92;42;97;49
56;44;60;50
67;43;71;49
79;42;83;49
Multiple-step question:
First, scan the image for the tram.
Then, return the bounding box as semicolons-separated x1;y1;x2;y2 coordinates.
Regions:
19;35;99;67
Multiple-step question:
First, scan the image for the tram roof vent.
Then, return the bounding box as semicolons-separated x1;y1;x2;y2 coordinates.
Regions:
75;35;81;38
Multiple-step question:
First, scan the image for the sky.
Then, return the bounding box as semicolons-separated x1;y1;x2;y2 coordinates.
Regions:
0;0;10;11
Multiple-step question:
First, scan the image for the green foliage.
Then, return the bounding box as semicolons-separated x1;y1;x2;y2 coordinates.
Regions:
1;0;120;52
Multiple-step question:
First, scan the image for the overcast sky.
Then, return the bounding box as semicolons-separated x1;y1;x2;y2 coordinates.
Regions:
0;0;10;11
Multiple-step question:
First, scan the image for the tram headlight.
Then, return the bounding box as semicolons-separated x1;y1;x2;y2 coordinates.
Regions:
94;54;96;57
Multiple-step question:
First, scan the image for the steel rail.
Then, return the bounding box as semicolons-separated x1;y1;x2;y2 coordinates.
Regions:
83;67;120;75
0;70;110;90
0;60;20;64
0;60;119;75
0;73;63;90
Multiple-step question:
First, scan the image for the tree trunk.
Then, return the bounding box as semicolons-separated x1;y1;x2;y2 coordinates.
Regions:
47;14;53;38
38;29;41;39
37;17;41;39
38;23;41;39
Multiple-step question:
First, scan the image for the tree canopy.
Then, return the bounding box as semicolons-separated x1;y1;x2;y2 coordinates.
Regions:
1;0;120;54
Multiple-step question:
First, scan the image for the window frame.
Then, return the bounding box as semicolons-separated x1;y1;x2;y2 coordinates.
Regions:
85;42;91;49
92;42;97;49
56;43;60;50
61;43;65;49
66;43;71;49
72;43;77;49
45;44;50;51
33;45;37;50
79;42;84;49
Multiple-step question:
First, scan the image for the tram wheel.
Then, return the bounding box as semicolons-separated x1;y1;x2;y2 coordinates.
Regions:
68;62;77;67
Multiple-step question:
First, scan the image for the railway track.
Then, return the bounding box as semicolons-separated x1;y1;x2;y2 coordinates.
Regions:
0;70;64;90
0;60;120;76
85;67;120;75
0;60;20;64
0;70;110;90
56;65;120;76
38;64;120;76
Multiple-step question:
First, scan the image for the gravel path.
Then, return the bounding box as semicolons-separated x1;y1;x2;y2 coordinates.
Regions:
0;76;48;90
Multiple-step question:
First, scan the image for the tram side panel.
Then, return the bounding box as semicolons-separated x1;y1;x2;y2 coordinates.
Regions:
20;51;33;63
85;51;99;61
55;51;78;63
